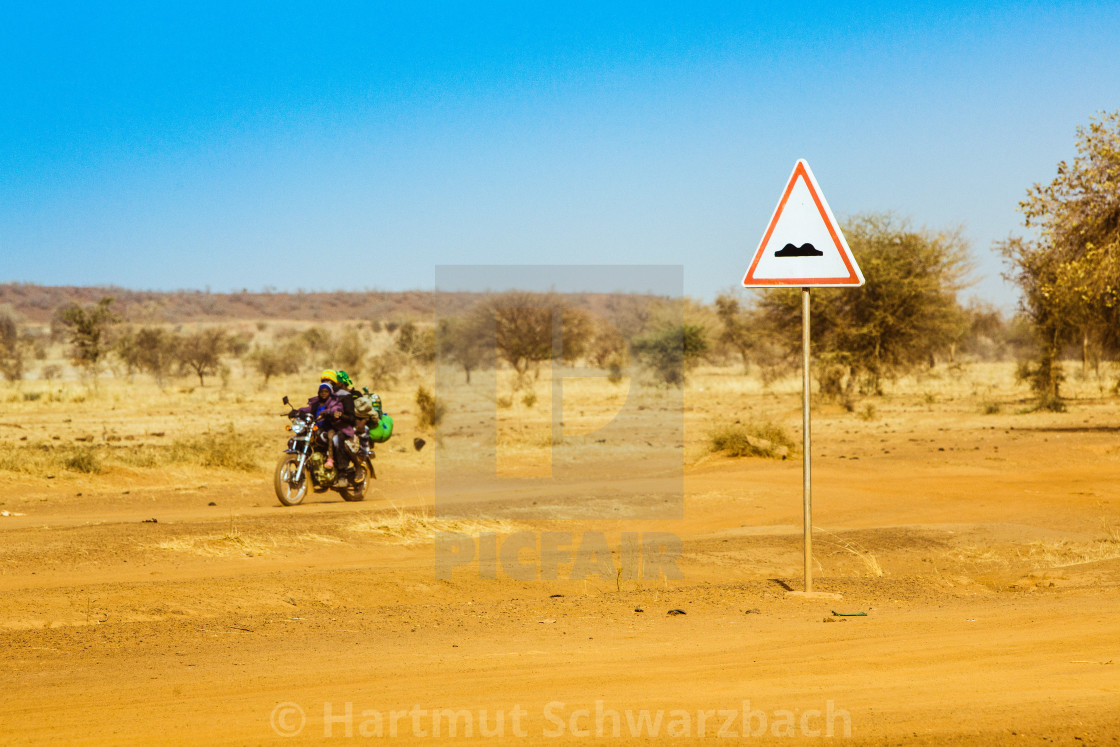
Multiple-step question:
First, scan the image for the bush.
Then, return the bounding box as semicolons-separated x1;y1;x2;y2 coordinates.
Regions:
168;427;258;471
367;349;406;388
64;446;103;474
416;385;446;429
708;421;797;459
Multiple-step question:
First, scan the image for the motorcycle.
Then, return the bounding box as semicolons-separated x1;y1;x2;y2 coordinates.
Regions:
274;395;376;506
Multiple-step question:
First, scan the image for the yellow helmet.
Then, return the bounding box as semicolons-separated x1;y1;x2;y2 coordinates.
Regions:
319;369;338;384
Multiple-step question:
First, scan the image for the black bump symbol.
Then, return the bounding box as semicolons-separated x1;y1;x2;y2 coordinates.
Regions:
775;243;823;257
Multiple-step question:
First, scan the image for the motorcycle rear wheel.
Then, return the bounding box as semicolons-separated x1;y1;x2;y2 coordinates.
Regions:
274;455;310;506
341;461;370;502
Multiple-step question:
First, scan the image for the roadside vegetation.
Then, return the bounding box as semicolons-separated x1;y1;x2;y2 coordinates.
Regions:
1;111;1118;470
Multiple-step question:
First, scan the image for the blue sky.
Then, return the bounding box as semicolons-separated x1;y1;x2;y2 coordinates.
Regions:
2;1;1119;310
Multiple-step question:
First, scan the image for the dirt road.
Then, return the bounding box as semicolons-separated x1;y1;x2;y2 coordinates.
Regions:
3;397;1120;744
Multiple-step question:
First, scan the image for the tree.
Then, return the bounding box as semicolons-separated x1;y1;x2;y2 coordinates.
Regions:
178;328;229;386
559;308;594;364
437;314;494;384
632;323;709;386
999;111;1120;402
248;341;301;385
134;327;180;385
0;307;28;383
481;292;554;377
332;326;366;378
395;321;436;365
58;297;120;376
759;213;971;398
714;294;756;373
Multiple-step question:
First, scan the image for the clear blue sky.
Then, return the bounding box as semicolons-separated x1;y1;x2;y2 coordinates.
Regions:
2;1;1119;310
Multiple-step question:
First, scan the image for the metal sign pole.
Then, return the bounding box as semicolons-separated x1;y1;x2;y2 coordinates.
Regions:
802;287;812;593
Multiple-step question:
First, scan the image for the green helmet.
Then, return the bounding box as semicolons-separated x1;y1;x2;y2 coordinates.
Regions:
336;370;353;388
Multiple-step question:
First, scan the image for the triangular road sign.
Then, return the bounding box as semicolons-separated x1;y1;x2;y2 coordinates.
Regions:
742;160;864;287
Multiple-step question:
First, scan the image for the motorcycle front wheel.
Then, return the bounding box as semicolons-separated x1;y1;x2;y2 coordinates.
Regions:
274;455;310;506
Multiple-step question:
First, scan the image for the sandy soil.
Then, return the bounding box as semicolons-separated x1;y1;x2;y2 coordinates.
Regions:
3;367;1120;745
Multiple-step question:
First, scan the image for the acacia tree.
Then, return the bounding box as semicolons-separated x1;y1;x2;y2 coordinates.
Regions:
999;111;1120;403
0;308;28;382
58;297;120;377
632;323;709;386
178;328;229;386
247;340;301;384
714;295;756;373
437;313;493;384
759;213;971;399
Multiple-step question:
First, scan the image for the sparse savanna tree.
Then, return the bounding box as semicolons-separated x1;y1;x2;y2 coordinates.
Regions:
333;325;366;378
585;313;629;370
248;339;302;385
559;308;594;365
714;294;756;373
57;297;120;378
632;323;709;386
0;307;28;383
437;313;494;384
178;327;229;386
134;327;180;385
999;110;1120;404
395;320;436;366
472;292;597;380
759;213;971;400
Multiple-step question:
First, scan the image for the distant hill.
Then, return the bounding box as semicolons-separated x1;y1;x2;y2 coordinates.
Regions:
0;283;665;328
0;283;478;325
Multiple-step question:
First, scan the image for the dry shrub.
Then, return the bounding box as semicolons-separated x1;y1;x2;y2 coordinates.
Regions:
166;426;259;471
0;443;103;475
708;421;797;459
415;385;445;429
0;428;261;476
63;445;102;474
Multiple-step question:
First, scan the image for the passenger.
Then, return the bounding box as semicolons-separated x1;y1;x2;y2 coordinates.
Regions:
330;370;358;475
298;380;342;467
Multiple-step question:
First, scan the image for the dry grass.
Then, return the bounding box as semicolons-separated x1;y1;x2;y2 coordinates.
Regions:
1103;518;1120;545
156;528;275;558
946;546;1012;568
818;530;884;577
0;430;263;476
347;506;522;545
1017;540;1120;568
155;525;345;558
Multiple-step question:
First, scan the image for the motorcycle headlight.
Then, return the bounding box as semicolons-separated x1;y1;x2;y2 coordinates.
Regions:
290;420;306;435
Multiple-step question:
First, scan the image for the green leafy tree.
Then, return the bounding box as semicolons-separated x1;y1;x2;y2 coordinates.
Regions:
999;111;1120;402
759;214;971;398
632;323;709;386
